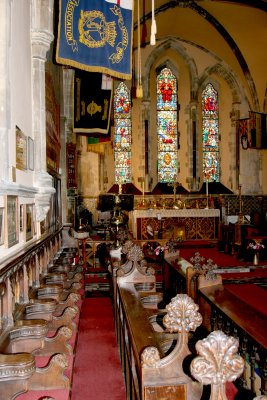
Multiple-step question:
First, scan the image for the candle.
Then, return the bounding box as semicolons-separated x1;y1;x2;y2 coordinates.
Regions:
142;181;145;197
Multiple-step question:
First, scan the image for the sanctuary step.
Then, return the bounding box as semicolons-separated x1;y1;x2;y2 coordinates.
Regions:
84;267;111;296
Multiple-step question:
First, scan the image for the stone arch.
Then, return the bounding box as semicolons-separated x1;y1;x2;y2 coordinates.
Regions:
143;37;198;101
198;63;248;108
197;64;247;192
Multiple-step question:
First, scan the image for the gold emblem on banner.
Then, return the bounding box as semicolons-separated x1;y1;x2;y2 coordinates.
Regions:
87;100;102;117
79;10;117;48
78;6;128;64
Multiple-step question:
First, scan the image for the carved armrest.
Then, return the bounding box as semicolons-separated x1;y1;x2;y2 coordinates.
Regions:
48;305;79;332
54;292;81;315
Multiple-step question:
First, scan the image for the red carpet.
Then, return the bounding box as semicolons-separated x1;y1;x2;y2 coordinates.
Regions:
71;297;126;400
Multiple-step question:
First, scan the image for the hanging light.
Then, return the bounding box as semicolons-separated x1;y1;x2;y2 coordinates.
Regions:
150;0;157;46
136;0;143;98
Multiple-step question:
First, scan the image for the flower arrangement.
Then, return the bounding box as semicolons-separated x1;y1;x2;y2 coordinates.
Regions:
247;240;265;251
154;245;168;256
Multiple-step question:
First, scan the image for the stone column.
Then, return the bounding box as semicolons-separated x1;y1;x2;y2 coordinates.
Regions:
31;0;55;222
0;0;11;182
60;68;75;223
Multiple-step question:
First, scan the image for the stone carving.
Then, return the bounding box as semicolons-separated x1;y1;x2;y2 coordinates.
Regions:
190;330;244;400
163;293;203;333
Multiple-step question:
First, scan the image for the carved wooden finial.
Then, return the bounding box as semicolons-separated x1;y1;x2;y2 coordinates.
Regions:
127;244;144;263
202;258;219;281
189;252;205;271
121;240;134;254
163;294;203;333
190;330;244;400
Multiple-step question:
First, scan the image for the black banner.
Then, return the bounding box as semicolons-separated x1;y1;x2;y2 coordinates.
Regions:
74;70;113;135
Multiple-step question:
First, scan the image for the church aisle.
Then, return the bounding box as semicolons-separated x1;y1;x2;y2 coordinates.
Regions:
71;297;126;400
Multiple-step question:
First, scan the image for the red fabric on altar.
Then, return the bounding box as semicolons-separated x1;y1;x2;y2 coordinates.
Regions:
225;283;267;317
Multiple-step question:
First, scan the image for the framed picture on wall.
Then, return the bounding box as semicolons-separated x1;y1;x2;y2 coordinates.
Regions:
26;204;33;241
16;126;27;171
27;137;34;170
7;196;18;247
0;208;4;245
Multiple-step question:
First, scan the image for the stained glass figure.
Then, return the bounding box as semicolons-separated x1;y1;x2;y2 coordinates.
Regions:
157;68;178;182
114;82;132;184
202;83;220;182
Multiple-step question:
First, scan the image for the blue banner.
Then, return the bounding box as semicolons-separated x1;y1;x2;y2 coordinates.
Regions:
56;0;133;80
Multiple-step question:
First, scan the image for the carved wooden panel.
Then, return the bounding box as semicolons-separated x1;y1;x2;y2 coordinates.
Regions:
144;385;186;400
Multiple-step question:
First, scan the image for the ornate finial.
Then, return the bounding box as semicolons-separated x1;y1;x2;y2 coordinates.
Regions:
202;258;219;280
141;346;161;368
127;244;144;263
163;294;202;333
121;240;134;254
189;252;206;271
190;330;244;399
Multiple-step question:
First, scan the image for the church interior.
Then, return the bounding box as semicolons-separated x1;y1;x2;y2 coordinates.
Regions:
0;0;267;399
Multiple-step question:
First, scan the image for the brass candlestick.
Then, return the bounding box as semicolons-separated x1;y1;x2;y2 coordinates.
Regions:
168;179;181;209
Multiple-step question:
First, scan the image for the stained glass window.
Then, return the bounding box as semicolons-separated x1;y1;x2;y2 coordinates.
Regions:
157;67;178;182
114;82;132;183
202;83;220;182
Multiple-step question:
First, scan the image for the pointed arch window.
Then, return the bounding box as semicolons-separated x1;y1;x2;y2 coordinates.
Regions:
202;83;220;182
157;67;178;182
114;82;132;184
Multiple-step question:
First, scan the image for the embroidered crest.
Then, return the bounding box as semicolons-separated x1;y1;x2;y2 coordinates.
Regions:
79;10;117;48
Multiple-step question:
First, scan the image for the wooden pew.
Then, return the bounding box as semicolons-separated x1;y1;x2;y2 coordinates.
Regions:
112;241;245;400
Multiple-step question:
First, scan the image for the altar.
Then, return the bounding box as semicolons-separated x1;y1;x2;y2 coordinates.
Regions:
129;208;220;240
